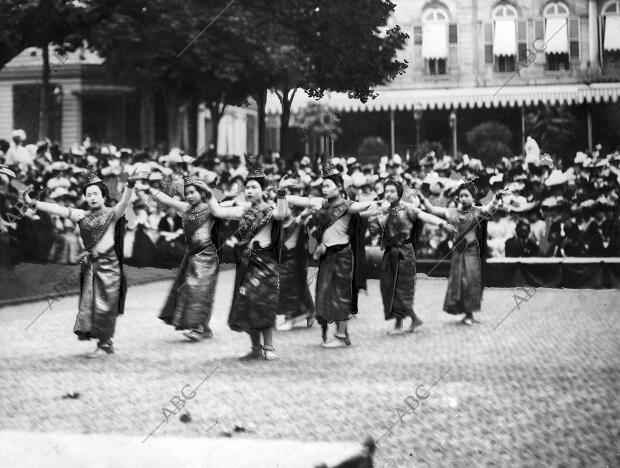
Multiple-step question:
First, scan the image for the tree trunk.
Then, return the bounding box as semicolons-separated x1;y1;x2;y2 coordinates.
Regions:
256;89;267;157
39;43;50;140
208;102;225;157
277;87;297;162
187;95;199;155
164;87;179;149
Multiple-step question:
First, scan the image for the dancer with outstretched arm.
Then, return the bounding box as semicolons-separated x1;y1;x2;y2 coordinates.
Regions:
278;163;371;348
139;175;220;342
204;157;287;361
364;179;457;335
276;180;315;331
23;172;137;357
419;182;509;325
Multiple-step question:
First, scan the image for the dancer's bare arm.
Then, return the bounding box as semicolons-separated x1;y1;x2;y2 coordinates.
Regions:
348;200;374;214
144;185;189;213
204;188;244;220
416;193;447;218
410;206;457;234
113;183;135;220
23;191;86;222
480;188;510;218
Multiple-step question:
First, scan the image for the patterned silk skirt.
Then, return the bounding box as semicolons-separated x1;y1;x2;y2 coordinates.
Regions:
443;243;482;314
159;241;219;331
315;244;354;323
278;246;315;320
380;244;416;320
74;248;124;342
228;244;279;332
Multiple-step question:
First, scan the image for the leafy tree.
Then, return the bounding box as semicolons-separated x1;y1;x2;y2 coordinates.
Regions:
357;136;388;164
525;104;578;162
412;140;445;162
466;121;513;165
245;0;408;159
0;0;94;139
294;102;341;156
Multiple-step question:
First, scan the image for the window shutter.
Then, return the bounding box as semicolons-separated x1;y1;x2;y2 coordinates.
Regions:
449;23;458;44
413;25;422;45
517;19;528;63
568;17;580;59
599;16;604;67
534;19;545;41
484;22;493;64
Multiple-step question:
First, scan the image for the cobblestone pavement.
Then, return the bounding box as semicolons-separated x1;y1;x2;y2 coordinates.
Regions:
1;270;619;468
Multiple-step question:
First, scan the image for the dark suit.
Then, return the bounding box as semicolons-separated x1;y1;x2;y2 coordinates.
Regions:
505;236;539;257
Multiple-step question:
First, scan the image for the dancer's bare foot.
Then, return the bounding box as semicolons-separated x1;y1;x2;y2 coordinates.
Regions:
238;346;263;361
86;346;109;359
406;317;424;333
262;345;278;361
183;330;203;342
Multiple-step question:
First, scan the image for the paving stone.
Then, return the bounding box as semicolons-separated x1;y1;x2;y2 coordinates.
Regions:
0;273;618;467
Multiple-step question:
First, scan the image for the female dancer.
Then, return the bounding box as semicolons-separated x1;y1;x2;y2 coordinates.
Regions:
204;158;286;360
367;179;456;335
23;172;136;357
420;182;508;325
140;176;220;341
276;180;315;331
278;163;371;348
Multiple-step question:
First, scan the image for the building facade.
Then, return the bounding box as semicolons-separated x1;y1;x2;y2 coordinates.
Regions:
0;47;258;155
265;0;620;158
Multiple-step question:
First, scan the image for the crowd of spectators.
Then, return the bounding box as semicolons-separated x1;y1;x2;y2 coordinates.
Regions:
1;129;619;269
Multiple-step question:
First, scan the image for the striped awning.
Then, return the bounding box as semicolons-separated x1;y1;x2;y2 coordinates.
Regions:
265;83;620;114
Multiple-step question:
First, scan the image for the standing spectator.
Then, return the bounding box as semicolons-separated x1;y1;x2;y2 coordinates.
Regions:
5;130;33;169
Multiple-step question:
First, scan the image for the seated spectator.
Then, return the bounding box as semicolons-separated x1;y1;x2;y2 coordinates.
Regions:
505;219;539;257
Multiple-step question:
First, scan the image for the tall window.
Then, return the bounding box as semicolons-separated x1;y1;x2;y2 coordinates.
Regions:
602;1;620;67
422;8;449;75
490;4;519;72
543;2;570;71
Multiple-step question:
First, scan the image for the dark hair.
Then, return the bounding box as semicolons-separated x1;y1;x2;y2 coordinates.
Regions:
183;183;207;201
457;181;477;198
83;182;109;199
383;178;404;199
324;174;343;189
245;176;266;189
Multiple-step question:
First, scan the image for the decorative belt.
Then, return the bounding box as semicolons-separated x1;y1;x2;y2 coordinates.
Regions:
455;239;479;253
241;241;272;256
385;240;413;249
325;243;349;254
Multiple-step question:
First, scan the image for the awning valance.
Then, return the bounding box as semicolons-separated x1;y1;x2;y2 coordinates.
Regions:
493;19;517;56
422;22;448;59
544;17;569;54
604;16;620;51
265;83;620;114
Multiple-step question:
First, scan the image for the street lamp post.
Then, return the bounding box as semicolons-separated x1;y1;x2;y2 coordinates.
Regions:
449;110;457;159
413;104;423;149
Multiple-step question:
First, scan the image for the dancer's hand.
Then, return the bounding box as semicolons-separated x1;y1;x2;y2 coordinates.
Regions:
312;243;327;261
22;189;34;207
441;222;457;235
278;175;298;190
134;180;150;191
495;188;510;200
